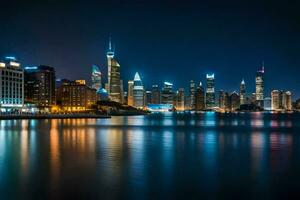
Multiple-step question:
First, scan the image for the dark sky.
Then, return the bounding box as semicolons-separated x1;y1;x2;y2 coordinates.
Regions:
0;0;299;98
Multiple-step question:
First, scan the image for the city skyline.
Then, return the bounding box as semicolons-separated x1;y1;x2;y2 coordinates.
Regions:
0;1;299;98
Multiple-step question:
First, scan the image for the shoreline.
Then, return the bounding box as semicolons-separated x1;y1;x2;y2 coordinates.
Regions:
0;114;111;120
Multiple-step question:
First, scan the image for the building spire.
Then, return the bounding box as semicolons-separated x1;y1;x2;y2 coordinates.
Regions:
241;78;245;85
262;60;265;73
109;36;112;51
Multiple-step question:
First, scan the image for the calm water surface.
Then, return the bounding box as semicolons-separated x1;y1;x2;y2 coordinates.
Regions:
1;112;300;200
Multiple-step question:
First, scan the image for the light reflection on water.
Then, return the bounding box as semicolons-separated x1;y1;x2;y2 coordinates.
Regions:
0;112;300;199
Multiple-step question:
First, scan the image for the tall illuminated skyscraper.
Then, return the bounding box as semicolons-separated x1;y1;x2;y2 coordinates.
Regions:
127;80;134;106
133;72;144;108
195;82;205;111
206;73;215;109
151;85;160;104
91;65;102;91
161;82;174;105
189;80;196;110
240;79;246;105
175;88;185;111
106;38;122;102
255;63;265;107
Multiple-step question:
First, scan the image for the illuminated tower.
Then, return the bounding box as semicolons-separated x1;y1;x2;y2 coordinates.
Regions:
255;63;264;107
133;72;144;108
195;82;205;111
189;80;196;110
106;38;121;102
240;79;246;105
206;73;215;109
91;65;102;91
127;80;134;106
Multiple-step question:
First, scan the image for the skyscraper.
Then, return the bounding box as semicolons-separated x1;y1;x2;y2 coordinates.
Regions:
229;92;240;111
240;79;246;105
127;80;134;106
175;88;185;111
107;38;122;103
189;80;196;110
0;57;24;111
195;82;205;111
133;72;144;108
206;73;215;109
285;91;292;110
271;90;280;110
151;85;160;104
255;63;265;107
24;65;56;110
91;65;102;91
161;82;174;105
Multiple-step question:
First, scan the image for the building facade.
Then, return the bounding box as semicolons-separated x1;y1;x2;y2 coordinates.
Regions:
56;80;96;112
107;39;122;103
255;65;264;108
24;65;56;110
175;88;185;111
240;79;246;105
132;72;144;108
151;85;160;104
161;82;174;105
127;80;134;106
206;74;215;109
195;82;205;111
91;65;102;91
0;57;24;112
189;80;196;110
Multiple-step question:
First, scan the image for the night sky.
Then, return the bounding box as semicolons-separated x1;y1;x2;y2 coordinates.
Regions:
0;0;299;98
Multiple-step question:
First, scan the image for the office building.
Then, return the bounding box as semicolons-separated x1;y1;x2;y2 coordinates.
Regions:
56;79;96;112
175;88;185;111
206;73;215;109
161;82;174;105
24;65;56;110
133;72;144;108
127;80;134;106
151;84;160;104
229;92;240;111
240;79;246;105
255;64;264;107
91;65;102;91
145;91;152;106
107;39;122;102
195;82;205;111
264;97;272;111
189;80;196;110
0;56;24;112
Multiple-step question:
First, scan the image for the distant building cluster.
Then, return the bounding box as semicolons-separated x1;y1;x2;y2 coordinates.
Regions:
0;39;298;113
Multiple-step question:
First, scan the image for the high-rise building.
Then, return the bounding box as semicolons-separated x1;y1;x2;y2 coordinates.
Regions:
264;97;272;111
145;91;152;106
151;85;160;104
91;65;102;91
0;56;24;111
56;79;96;112
255;64;265;107
127;80;134;106
161;82;174;105
106;39;122;103
24;65;56;109
271;90;280;110
133;72;144;108
189;80;196;110
219;90;226;110
229;92;240;111
240;79;246;105
206;73;215;109
195;82;205;111
285;91;292;110
175;88;185;111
